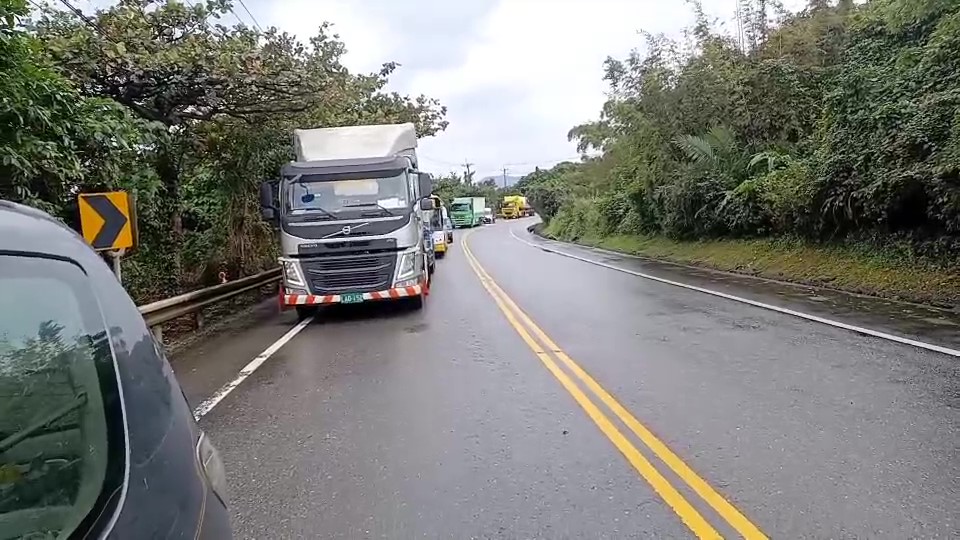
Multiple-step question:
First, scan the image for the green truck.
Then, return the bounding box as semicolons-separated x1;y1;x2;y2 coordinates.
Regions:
451;197;485;228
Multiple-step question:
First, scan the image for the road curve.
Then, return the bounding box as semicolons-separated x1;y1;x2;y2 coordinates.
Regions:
174;218;959;539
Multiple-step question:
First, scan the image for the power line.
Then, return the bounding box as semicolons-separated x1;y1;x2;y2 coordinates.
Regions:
27;0;48;13
235;0;263;32
55;0;107;34
420;154;463;167
225;5;246;28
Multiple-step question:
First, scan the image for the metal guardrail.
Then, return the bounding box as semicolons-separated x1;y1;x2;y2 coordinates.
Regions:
139;267;282;342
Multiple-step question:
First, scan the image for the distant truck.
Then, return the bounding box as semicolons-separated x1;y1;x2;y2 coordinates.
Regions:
258;122;436;318
501;195;532;219
451;197;485;228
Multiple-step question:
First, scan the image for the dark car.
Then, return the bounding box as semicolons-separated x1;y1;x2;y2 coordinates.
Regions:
0;201;231;539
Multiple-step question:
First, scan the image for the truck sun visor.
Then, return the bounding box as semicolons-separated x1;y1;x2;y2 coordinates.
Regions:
333;180;379;196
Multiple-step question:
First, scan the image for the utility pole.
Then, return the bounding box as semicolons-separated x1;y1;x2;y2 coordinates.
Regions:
735;0;744;53
462;160;474;184
502;167;509;189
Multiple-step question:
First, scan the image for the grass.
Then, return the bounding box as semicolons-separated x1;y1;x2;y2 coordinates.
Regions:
541;226;960;308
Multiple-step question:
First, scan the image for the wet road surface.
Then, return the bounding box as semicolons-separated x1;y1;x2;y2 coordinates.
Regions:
523;227;960;352
173;218;959;539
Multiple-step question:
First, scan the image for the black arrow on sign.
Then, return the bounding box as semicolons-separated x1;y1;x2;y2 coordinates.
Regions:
85;195;128;250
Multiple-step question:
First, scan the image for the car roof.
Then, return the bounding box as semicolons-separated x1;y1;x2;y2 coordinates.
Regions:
0;200;94;260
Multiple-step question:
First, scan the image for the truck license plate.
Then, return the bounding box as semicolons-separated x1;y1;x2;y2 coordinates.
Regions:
340;292;364;304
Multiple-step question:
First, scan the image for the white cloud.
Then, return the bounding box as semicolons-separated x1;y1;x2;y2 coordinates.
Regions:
71;0;812;179
257;0;810;178
261;0;394;74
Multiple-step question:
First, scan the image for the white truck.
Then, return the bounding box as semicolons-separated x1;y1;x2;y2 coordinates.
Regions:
259;123;436;318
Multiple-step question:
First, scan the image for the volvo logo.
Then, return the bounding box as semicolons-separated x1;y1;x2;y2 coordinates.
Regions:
322;221;371;239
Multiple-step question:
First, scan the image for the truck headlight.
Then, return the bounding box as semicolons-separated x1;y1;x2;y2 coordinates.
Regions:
396;251;418;281
280;258;305;288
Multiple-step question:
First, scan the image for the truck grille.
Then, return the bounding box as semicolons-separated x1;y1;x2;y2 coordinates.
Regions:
301;254;396;294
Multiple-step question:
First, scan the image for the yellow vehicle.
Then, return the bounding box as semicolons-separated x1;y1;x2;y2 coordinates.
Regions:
428;195;452;258
500;195;526;219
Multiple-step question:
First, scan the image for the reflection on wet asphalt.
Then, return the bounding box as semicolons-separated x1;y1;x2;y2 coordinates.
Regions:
523;230;960;351
173;218;960;539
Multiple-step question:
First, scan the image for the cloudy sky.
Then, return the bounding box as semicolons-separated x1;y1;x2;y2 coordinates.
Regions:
79;0;807;179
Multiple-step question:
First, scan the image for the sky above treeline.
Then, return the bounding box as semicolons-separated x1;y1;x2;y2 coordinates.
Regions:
76;0;808;179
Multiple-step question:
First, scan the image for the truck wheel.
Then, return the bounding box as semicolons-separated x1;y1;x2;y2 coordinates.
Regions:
296;306;317;321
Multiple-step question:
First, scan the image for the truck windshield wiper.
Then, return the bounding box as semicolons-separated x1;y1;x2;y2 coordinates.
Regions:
342;202;395;216
295;206;338;220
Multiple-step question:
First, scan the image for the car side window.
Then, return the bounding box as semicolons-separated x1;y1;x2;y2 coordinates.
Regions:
0;254;125;539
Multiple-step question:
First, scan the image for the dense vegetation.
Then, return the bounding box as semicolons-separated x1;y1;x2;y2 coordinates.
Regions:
523;0;960;268
1;0;446;303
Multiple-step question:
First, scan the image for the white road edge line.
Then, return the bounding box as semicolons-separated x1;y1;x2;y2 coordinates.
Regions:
193;316;315;420
509;226;960;359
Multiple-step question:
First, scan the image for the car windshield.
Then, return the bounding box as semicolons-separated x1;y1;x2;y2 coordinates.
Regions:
0;254;120;539
286;172;410;213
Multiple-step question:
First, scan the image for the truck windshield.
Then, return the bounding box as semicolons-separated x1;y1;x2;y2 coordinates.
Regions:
451;203;470;212
286;172;410;214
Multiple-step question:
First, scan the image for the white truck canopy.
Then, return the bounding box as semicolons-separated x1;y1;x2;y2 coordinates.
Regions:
293;123;418;168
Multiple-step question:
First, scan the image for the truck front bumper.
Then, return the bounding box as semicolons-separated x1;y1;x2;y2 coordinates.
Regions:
282;279;427;306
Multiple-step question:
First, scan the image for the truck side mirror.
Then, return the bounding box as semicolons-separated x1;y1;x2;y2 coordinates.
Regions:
418;172;433;199
260;181;277;220
420;198;435;211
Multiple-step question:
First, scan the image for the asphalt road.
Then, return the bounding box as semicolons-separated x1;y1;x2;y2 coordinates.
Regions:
174;218;960;539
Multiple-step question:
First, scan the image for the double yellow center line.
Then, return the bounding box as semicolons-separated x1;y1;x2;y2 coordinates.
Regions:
462;231;767;539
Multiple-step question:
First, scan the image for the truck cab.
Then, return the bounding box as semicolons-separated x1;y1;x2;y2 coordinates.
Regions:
501;195;524;219
260;123;435;317
450;197;485;228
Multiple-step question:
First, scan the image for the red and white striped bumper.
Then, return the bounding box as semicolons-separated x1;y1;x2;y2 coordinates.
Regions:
282;282;426;306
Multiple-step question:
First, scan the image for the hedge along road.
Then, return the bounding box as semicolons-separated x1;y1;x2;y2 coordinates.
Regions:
172;218;959;538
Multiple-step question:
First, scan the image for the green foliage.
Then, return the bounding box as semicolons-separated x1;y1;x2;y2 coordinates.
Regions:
545;0;960;260
0;0;149;217
2;0;447;303
545;198;603;242
516;163;579;221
